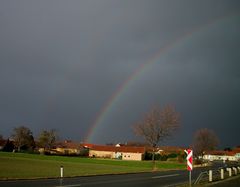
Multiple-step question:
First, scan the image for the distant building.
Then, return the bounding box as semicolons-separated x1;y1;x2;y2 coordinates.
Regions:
0;139;15;152
203;149;240;161
87;144;145;161
39;140;88;156
235;153;240;160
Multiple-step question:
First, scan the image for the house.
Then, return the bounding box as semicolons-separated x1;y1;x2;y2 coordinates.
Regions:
0;139;15;152
39;140;88;156
235;153;240;161
203;150;239;161
53;140;88;156
87;144;145;161
232;148;240;161
0;139;6;150
54;140;81;155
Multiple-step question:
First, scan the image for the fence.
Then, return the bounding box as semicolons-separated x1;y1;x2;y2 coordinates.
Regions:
194;165;240;185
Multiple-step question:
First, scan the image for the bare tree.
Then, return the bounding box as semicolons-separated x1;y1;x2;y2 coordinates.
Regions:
11;126;35;151
133;105;180;161
38;129;57;150
192;128;219;157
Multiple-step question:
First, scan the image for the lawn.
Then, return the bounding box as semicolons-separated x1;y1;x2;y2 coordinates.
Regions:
0;152;185;179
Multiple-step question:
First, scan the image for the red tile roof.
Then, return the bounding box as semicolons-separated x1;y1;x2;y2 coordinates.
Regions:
158;146;185;152
82;143;186;154
232;148;240;154
0;139;7;146
82;143;94;148
205;150;236;156
55;141;82;149
144;146;185;153
90;145;145;154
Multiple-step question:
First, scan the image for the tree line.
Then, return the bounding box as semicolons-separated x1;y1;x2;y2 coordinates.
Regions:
0;126;57;152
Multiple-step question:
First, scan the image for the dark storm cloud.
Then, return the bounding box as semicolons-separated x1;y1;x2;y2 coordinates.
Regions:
0;0;240;147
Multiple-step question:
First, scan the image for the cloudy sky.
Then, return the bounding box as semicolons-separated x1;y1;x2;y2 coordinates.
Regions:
0;0;240;148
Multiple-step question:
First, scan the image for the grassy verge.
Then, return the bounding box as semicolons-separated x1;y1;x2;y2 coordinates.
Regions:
0;152;185;179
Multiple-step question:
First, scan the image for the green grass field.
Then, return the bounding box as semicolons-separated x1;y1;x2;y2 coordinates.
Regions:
0;152;185;179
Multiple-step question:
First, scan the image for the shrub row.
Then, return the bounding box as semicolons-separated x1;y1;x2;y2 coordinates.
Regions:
144;152;186;162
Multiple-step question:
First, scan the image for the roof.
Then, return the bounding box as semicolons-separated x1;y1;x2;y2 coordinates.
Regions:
55;141;83;149
0;139;7;146
89;145;145;154
83;143;185;154
205;150;236;156
158;146;185;152
232;148;240;154
82;143;94;148
145;146;185;153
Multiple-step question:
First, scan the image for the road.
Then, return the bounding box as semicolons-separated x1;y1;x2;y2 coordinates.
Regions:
0;168;208;187
208;175;240;187
0;161;231;187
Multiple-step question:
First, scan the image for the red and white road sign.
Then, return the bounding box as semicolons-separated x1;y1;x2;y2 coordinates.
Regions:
185;149;193;171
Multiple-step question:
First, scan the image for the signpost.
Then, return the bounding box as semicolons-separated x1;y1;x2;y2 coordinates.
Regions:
60;166;64;178
185;149;193;187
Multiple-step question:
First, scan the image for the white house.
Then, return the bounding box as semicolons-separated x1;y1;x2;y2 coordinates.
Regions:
88;144;145;161
203;150;240;161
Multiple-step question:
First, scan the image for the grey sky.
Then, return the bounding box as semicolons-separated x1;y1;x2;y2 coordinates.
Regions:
0;0;240;148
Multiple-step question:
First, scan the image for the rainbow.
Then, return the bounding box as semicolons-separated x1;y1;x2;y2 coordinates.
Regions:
85;13;239;143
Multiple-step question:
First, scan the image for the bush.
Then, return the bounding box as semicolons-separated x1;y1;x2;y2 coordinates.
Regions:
177;154;185;163
167;157;178;162
194;158;204;165
160;154;168;161
144;152;153;160
144;152;167;160
167;153;178;158
144;152;190;161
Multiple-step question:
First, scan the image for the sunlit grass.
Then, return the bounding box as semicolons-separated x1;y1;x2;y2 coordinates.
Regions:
0;152;185;179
